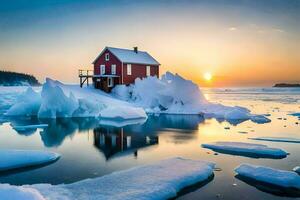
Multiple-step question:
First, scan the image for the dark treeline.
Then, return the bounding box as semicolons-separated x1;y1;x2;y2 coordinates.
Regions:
273;83;300;88
0;70;40;86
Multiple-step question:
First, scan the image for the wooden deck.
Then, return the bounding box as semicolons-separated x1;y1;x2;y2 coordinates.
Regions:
79;69;93;87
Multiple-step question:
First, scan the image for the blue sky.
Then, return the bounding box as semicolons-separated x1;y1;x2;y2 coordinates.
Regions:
1;0;299;86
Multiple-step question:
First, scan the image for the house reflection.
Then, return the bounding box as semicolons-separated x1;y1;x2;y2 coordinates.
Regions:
93;126;159;160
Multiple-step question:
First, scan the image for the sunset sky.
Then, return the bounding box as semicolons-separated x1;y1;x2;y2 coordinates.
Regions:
0;0;300;87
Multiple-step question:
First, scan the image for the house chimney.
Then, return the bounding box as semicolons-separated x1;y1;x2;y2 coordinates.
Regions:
133;46;138;53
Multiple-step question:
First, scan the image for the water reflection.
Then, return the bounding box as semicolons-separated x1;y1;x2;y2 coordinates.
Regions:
93;127;158;160
9;114;205;150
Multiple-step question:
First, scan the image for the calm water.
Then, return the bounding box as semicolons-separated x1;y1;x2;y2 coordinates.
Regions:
0;87;299;199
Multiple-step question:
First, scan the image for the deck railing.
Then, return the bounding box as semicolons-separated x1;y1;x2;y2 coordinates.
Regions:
78;69;94;77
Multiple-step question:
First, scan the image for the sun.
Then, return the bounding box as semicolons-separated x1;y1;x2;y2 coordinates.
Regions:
203;72;212;81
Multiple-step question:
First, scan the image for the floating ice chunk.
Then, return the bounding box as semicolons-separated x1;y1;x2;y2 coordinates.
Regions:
99;118;147;127
0;184;45;200
0;150;60;172
289;113;300;117
235;164;300;189
12;124;48;131
100;106;147;120
293;166;300;174
224;108;250;120
250;115;271;124
249;137;300;143
0;157;215;200
202;142;288;158
6;87;41;116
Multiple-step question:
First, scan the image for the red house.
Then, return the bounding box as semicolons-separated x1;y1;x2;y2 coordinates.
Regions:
91;46;160;92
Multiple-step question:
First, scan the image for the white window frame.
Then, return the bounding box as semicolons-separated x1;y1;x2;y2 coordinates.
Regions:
100;65;105;75
111;64;116;75
105;53;109;61
108;77;114;87
127;64;132;75
146;65;151;76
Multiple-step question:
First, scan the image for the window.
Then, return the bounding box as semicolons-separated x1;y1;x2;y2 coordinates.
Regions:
108;77;114;87
111;64;116;75
127;64;132;75
105;53;109;61
146;66;151;76
100;65;105;75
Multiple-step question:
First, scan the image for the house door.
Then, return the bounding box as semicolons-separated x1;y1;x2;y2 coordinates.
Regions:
108;77;114;88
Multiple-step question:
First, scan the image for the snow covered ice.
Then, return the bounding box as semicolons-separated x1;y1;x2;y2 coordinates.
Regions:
3;72;270;123
0;150;60;172
0;157;215;200
235;164;300;190
6;78;147;120
112;72;270;123
249;137;300;143
201;142;288;158
0;184;45;200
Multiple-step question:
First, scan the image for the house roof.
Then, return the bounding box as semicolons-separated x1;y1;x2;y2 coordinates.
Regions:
93;47;160;65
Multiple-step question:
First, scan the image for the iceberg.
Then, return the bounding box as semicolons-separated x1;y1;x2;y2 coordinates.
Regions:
235;164;300;190
249;137;300;143
112;72;270;123
0;157;215;200
0;150;60;172
201;142;288;158
6;87;41;117
6;78;147;120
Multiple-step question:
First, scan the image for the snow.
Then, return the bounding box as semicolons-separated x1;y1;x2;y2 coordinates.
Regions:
0;150;60;172
0;184;45;200
235;164;300;189
112;72;270;123
0;157;215;200
249;137;300;143
201;142;288;158
101;47;160;65
6;78;147;120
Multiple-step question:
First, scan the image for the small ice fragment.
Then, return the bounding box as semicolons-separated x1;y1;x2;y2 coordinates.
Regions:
0;150;60;172
235;164;300;189
202;142;288;159
293;166;300;174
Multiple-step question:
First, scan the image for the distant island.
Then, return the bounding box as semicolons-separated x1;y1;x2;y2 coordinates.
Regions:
273;83;300;88
0;70;40;86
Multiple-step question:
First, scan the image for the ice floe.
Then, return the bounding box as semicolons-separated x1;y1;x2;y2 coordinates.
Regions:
0;157;215;200
0;150;60;172
201;142;288;158
235;164;300;190
249;137;300;143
